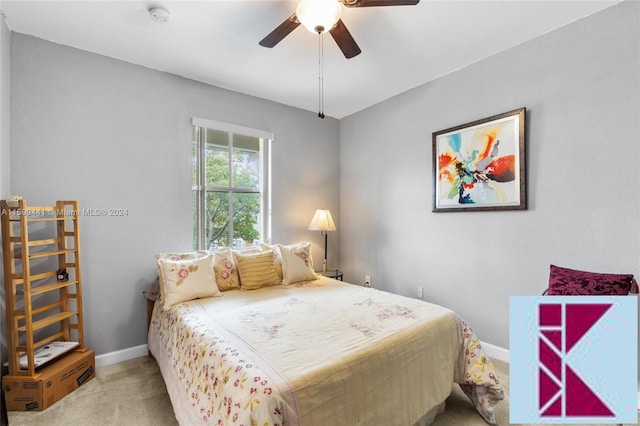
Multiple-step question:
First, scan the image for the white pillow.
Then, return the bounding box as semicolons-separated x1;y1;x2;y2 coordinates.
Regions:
276;243;318;285
157;255;221;308
155;251;209;302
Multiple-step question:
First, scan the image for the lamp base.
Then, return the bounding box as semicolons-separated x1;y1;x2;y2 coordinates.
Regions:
322;260;327;275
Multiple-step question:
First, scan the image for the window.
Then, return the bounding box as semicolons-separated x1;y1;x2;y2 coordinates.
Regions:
192;118;272;250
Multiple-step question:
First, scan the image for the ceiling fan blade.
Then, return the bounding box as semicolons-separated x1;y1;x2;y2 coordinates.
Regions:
259;13;300;48
329;19;361;59
342;0;419;7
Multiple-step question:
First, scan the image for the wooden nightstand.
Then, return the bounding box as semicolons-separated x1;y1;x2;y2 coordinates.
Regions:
143;280;160;330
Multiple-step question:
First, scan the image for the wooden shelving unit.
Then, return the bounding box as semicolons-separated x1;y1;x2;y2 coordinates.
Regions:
1;199;85;377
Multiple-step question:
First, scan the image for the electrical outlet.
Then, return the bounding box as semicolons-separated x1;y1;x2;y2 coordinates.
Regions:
417;286;423;299
364;275;371;287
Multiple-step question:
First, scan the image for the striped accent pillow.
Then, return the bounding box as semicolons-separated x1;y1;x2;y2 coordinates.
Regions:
234;250;281;290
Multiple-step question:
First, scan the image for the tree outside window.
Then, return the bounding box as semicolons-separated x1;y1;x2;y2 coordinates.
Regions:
192;123;269;250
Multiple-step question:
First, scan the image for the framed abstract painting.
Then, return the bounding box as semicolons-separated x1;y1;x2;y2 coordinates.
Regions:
432;107;526;212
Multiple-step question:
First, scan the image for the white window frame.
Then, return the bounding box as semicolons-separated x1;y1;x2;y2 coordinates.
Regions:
192;117;272;249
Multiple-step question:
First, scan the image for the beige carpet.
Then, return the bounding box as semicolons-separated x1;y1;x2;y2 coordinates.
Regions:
7;356;638;425
8;356;177;426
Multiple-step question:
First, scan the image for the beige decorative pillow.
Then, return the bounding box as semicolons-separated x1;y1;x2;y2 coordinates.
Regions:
277;243;318;285
155;251;209;301
259;242;283;280
157;255;221;308
233;250;281;290
212;248;240;291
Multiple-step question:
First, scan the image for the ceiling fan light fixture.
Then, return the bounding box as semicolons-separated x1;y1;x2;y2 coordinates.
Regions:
296;0;342;34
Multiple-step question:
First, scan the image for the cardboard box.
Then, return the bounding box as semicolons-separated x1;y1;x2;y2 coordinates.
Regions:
2;349;95;411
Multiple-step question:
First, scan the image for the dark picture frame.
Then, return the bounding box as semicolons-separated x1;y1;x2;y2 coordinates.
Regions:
432;107;526;212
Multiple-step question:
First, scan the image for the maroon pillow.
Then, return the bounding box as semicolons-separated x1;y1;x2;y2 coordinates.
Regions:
547;264;637;295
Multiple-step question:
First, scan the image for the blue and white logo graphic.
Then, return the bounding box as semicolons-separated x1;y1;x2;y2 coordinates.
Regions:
510;296;637;424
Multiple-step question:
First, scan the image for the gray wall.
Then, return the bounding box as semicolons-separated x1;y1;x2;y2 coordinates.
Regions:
0;11;10;366
339;0;639;350
0;12;9;199
9;34;340;356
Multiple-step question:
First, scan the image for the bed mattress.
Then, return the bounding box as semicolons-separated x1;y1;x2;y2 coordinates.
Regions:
148;276;502;425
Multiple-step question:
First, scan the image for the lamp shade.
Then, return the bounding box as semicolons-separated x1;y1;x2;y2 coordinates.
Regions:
296;0;342;34
308;209;336;232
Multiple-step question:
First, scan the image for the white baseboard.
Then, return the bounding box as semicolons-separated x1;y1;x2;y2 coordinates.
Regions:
95;344;148;368
481;340;509;363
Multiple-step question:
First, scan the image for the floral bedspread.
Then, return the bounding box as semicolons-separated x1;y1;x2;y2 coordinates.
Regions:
148;277;503;425
456;319;504;423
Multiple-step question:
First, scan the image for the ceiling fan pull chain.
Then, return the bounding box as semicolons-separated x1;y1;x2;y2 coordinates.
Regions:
318;32;325;119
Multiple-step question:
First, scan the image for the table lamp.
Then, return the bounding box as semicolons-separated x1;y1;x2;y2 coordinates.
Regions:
308;209;336;274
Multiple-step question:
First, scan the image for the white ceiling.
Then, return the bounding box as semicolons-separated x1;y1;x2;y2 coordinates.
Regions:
1;0;620;119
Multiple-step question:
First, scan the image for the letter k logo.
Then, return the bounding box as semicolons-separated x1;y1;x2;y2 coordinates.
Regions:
538;303;614;417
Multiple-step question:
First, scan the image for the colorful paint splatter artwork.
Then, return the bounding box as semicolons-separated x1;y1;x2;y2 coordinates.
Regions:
434;112;523;210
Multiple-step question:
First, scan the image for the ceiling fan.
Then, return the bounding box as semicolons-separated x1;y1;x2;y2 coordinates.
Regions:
259;0;420;59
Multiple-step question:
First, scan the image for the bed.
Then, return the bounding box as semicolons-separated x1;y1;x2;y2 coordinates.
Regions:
148;246;503;425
